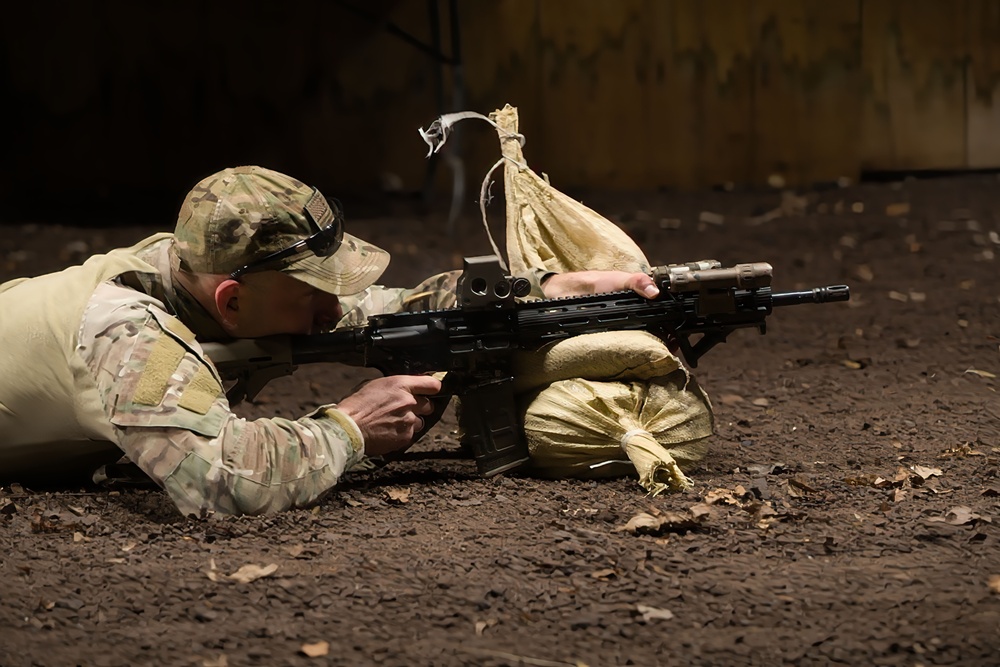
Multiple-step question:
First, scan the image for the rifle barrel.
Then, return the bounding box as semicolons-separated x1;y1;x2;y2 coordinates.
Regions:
771;285;850;307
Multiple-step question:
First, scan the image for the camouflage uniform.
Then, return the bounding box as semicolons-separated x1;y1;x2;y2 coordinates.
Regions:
337;270;461;326
0;166;459;518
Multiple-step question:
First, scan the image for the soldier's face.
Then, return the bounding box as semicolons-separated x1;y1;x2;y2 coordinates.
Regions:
234;271;343;336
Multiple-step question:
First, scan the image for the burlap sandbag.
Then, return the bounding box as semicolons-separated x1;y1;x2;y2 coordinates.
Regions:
492;104;651;278
514;331;713;492
521;376;711;490
492;105;714;493
420;104;715;493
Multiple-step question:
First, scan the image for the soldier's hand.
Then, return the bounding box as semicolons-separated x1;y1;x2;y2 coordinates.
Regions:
541;270;659;299
336;374;442;456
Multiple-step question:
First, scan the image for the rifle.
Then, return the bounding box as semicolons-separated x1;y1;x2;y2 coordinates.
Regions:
202;256;849;477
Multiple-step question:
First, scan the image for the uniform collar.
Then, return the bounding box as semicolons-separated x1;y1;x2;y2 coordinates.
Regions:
120;236;232;342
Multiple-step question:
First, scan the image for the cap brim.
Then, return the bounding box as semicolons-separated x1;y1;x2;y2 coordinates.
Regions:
282;233;390;296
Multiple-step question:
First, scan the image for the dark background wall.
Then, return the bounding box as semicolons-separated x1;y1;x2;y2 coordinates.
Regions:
3;0;999;224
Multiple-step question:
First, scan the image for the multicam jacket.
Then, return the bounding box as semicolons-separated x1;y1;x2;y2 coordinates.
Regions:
0;234;461;517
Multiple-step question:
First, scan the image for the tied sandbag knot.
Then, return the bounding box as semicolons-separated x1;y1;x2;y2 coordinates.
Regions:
621;428;652;451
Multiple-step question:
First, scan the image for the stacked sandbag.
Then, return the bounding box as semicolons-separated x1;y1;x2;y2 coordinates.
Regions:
514;331;712;492
419;103;715;494
492;104;715;494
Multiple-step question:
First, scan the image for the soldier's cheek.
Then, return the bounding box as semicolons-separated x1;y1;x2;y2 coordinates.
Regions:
268;303;312;335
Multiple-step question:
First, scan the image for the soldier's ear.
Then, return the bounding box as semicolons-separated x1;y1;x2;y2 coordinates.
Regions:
214;279;242;334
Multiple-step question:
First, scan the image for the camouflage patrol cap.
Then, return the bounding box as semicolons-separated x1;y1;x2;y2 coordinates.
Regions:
173;165;389;296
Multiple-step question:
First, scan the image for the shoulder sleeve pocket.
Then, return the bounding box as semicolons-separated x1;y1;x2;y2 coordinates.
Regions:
109;307;229;438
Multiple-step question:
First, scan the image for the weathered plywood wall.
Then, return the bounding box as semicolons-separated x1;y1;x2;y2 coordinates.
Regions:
860;0;968;171
751;0;861;185
463;0;1000;188
649;0;757;190
967;0;1000;168
458;0;859;190
0;0;445;206
2;0;1000;211
450;0;1000;189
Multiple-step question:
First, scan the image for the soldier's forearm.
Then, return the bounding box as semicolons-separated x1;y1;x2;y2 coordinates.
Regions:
117;412;363;517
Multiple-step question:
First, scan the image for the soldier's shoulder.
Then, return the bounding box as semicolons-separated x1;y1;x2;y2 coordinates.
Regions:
81;280;170;339
82;282;228;438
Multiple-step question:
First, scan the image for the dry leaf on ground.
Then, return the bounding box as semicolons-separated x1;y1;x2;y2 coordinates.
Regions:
704;488;742;506
636;604;674;621
207;559;278;583
475;618;498;636
300;642;329;658
911;465;943;480
385;487;410;503
591;568;617;580
618;508;707;535
927;506;983;526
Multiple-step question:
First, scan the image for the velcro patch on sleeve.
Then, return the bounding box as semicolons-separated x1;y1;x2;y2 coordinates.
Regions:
178;364;224;415
160;313;197;346
133;335;187;406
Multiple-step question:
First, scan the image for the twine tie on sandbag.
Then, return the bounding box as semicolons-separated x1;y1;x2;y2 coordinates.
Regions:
419;111;526;270
620;428;652;450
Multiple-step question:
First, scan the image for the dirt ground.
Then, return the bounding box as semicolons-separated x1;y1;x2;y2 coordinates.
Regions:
1;174;999;667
